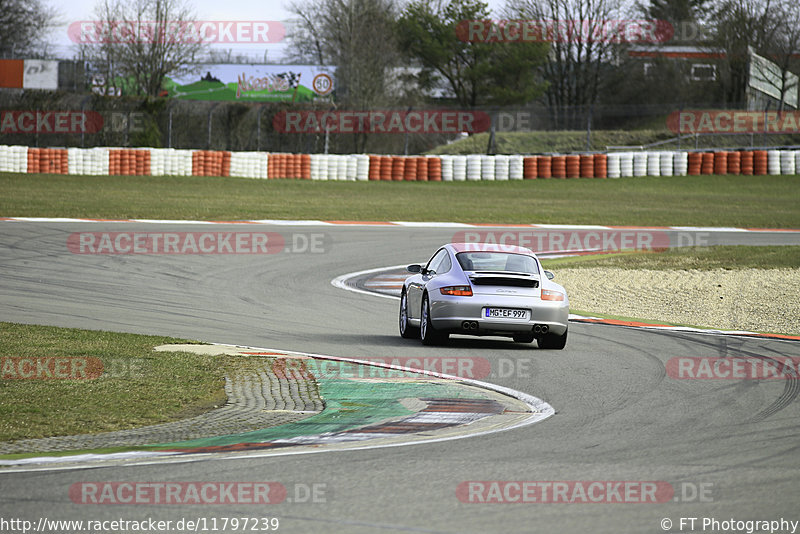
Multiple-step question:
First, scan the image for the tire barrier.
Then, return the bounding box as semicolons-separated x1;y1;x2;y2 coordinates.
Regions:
659;152;673;177
780;150;796;175
452;155;467;181
606;153;620;178
466;155;481;181
537;155;552;178
4;146;800;180
523;156;537;179
494;154;509;181
633;152;647;177
565;155;580;178
110;149;151;176
767;150;781;175
551;155;566;178
481;155;496;181
427;156;442;182
646;152;661;177
0;145;29;173
727;151;741;175
674;152;688;176
700;152;714;175
753;150;768;175
440;155;453;181
741;151;754;175
713;151;728;175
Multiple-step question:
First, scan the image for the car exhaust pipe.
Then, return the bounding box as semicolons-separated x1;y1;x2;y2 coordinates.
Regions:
462;321;478;330
540;324;549;334
533;325;541;334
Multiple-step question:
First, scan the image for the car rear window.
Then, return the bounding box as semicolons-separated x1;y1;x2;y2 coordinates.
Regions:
456;252;538;274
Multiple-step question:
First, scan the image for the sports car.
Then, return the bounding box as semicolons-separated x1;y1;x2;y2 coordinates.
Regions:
399;243;569;349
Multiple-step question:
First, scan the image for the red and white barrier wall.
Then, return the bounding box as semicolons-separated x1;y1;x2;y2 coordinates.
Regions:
1;146;799;179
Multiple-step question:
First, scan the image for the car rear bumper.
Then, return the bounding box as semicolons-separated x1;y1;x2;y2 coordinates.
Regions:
429;294;569;336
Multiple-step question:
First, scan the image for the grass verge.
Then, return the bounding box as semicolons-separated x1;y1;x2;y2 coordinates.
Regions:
540;246;800;270
2;172;800;228
0;323;228;442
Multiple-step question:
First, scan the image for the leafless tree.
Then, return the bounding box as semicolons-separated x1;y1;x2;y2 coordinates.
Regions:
503;0;622;128
79;0;205;97
0;0;59;58
286;0;402;152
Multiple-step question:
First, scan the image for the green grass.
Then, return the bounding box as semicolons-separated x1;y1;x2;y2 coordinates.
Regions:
540;246;800;271
0;323;229;442
2;172;799;228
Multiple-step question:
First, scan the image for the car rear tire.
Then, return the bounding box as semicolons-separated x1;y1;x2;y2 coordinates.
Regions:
513;332;535;344
399;290;419;339
538;327;568;350
420;294;448;345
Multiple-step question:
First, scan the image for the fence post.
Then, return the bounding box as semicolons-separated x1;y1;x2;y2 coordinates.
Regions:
256;105;261;151
585;104;593;151
207;103;220;150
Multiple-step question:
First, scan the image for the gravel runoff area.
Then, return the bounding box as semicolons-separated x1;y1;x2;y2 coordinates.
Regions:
556;267;800;335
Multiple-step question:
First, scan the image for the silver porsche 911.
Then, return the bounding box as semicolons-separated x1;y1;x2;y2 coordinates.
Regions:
399;243;569;349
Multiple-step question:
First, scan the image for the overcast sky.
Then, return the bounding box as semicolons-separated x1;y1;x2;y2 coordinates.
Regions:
49;0;505;63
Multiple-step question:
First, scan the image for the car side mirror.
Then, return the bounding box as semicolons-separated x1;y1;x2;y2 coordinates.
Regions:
544;270;555;280
407;264;422;273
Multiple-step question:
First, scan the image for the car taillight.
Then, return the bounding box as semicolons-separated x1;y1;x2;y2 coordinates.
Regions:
440;286;473;296
541;289;565;301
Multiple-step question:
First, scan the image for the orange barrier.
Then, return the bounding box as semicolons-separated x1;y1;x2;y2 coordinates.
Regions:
427;157;442;181
403;156;417;181
191;150;228;177
551;155;566;178
700;152;714;174
416;156;428;181
523;156;537;179
740;151;754;175
537;156;552;178
727;151;741;175
580;154;595;178
594;154;607;178
108;149;150;176
368;155;381;180
753;150;768;175
27;147;68;174
713;151;728;175
301;154;311;179
381;156;392;181
391;156;405;181
687;152;702;175
565;155;580;178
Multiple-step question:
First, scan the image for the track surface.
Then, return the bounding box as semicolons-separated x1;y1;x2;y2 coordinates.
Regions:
1;222;800;533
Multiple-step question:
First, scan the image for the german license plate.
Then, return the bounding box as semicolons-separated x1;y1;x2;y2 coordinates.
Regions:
485;308;529;320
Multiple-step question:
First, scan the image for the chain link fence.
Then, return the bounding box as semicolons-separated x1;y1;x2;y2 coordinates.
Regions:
2;91;799;154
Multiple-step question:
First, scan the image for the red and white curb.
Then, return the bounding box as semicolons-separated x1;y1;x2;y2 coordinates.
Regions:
2;217;800;233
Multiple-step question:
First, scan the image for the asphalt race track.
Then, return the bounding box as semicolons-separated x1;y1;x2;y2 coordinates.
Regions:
1;221;800;534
